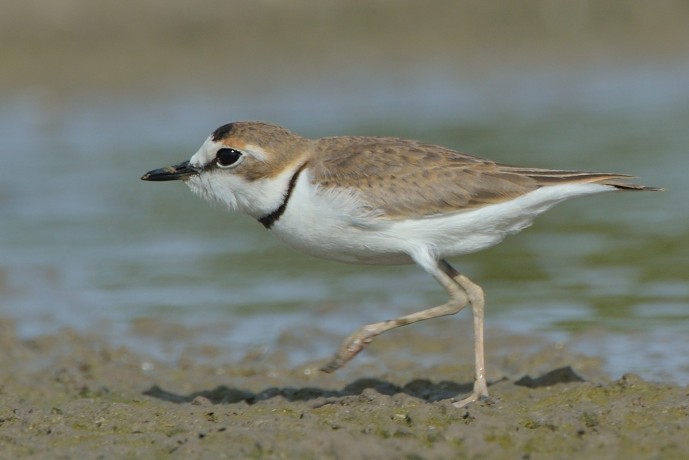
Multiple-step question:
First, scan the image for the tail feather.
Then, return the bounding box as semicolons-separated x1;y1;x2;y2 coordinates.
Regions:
601;182;664;192
500;166;662;191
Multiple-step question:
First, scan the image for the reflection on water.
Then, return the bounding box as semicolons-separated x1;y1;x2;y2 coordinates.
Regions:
1;65;688;383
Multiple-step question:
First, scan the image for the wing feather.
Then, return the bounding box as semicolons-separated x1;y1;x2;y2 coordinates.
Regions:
308;136;656;219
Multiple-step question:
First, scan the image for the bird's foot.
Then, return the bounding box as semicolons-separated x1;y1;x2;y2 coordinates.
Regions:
320;330;373;373
452;378;490;408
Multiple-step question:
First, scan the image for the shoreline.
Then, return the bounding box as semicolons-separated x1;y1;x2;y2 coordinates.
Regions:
2;315;687;458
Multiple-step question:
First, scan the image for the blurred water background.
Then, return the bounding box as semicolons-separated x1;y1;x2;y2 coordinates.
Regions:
1;1;688;382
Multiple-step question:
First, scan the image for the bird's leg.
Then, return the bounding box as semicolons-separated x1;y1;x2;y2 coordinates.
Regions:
440;260;489;407
320;260;469;373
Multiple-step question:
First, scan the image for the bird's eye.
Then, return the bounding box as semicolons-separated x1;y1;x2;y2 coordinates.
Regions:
215;148;243;168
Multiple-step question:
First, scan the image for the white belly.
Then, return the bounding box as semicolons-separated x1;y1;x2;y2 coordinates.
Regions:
271;175;616;266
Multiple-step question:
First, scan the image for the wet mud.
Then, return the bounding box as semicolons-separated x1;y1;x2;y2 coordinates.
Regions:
1;317;687;459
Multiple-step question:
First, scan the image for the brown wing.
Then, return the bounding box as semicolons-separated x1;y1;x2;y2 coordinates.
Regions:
309;136;653;219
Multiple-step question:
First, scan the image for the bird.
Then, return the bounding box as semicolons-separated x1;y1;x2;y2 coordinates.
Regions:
141;121;660;407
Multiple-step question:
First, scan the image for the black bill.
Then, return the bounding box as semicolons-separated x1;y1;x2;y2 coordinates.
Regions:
141;161;199;181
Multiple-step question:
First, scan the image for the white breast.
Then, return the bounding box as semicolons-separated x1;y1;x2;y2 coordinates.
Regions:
269;173;616;266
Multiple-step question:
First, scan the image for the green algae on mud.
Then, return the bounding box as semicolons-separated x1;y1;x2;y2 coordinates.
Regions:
1;317;688;459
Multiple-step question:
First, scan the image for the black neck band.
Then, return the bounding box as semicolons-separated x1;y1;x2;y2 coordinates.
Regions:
258;163;308;229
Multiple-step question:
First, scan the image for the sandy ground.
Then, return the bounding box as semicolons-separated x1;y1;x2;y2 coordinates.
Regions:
1;316;687;459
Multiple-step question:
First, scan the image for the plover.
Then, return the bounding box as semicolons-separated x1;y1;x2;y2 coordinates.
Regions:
142;121;659;407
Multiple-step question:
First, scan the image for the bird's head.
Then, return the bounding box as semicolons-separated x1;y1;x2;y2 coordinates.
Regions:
142;121;311;218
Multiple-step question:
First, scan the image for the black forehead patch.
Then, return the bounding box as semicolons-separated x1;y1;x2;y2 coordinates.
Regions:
211;123;235;142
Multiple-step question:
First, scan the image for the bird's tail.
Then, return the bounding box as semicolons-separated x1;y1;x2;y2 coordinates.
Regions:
500;167;663;191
